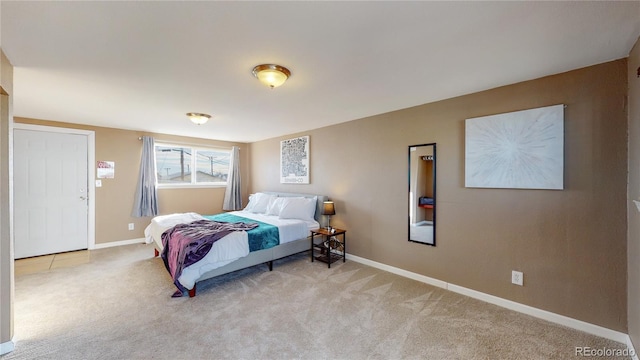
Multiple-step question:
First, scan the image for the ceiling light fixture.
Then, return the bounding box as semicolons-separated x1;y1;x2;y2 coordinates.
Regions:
186;112;211;125
252;64;291;89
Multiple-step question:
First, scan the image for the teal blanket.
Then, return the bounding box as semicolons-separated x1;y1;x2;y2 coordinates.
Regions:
204;213;279;252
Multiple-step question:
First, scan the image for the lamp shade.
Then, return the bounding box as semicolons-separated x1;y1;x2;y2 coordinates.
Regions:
322;201;335;216
252;64;291;89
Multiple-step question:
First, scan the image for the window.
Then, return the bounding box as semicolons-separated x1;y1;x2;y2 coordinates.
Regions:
155;143;230;187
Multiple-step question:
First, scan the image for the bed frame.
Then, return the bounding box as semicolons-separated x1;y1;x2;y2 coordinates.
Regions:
153;192;328;297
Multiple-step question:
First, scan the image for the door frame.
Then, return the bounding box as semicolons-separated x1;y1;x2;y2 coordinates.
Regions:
13;123;96;250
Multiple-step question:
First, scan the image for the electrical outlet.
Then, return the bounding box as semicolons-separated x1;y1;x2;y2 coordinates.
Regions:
128;223;134;231
512;270;523;286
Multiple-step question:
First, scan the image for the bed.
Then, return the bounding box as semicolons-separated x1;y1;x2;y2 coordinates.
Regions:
144;192;327;297
410;220;434;245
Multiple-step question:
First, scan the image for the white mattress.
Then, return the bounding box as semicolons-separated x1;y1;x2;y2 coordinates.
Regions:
144;211;319;290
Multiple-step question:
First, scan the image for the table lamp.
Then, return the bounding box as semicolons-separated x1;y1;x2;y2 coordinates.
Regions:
322;201;336;230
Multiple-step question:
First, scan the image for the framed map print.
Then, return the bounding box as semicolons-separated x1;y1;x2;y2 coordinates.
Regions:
280;135;309;184
465;104;564;190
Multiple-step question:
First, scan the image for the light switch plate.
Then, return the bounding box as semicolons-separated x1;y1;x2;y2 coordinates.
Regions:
634;200;640;213
96;180;102;187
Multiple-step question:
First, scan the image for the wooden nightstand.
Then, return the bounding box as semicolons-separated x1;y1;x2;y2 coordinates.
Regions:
310;228;346;268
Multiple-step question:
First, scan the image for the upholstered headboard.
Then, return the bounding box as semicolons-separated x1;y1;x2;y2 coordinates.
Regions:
262;191;328;223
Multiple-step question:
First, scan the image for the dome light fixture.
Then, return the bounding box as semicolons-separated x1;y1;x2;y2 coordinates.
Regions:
186;112;211;125
252;64;291;89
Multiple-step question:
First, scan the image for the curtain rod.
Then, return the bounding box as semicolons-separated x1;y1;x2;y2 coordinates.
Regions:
138;136;241;149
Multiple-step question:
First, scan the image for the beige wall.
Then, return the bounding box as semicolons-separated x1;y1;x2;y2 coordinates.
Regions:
628;36;640;349
250;59;628;332
0;49;14;349
14;118;249;245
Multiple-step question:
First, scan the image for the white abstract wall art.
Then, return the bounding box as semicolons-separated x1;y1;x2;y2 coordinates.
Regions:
465;104;564;190
280;135;310;184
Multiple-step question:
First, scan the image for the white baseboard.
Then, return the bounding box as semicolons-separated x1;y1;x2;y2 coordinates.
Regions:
626;335;639;360
346;253;629;345
447;283;628;344
90;238;145;250
347;254;448;289
0;339;14;355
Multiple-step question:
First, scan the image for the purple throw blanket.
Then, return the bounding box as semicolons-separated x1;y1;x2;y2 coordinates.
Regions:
161;219;258;296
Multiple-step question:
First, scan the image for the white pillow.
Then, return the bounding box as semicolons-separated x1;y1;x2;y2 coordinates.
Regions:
248;193;275;214
279;197;316;221
266;197;286;216
244;194;257;212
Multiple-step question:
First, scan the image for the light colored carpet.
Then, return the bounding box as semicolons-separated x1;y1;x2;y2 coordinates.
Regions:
2;243;630;360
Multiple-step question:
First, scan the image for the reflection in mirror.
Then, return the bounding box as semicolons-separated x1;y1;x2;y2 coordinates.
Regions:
408;143;436;246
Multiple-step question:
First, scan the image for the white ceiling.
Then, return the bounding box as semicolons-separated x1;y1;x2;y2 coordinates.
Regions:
2;1;639;143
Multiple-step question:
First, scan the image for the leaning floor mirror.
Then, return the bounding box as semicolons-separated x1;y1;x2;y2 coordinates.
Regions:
408;143;436;246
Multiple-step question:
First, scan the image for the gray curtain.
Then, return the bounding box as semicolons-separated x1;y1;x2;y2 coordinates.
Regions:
132;136;159;217
223;146;242;211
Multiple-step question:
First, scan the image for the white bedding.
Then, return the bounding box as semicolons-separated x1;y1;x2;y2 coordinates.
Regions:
144;212;205;245
228;210;319;244
144;210;319;290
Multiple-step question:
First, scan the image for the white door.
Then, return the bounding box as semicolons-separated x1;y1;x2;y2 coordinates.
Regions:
14;129;89;259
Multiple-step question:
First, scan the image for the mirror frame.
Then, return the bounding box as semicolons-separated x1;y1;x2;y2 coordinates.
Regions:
408;143;436;246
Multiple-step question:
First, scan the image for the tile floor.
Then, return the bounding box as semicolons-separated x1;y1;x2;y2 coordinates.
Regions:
14;250;91;276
